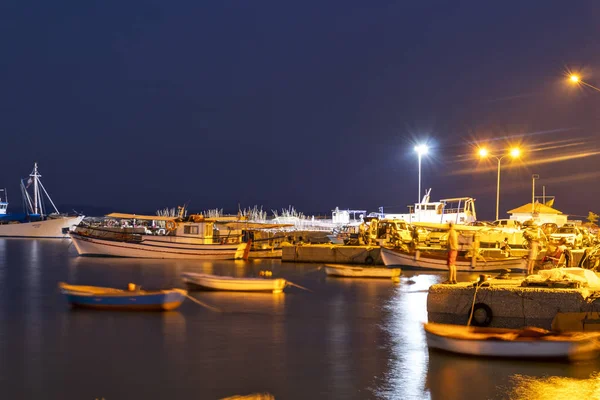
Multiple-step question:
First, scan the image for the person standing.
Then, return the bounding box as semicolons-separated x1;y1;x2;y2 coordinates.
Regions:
527;237;539;275
446;222;458;284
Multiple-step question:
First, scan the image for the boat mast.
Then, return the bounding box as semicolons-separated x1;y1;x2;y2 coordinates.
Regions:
31;162;41;215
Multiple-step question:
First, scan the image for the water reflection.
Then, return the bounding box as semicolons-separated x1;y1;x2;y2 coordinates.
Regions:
25;240;42;395
427;350;600;400
506;372;600;400
376;274;440;399
7;241;600;399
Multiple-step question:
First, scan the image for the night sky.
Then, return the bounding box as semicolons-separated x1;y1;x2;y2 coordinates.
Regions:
2;1;600;220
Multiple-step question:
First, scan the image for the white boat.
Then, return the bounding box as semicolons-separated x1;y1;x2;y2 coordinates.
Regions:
0;163;84;238
381;247;526;272
424;322;600;361
71;212;246;259
324;264;401;279
373;189;477;225
181;272;287;293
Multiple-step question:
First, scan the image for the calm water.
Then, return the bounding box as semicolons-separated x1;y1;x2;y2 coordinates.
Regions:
0;239;598;399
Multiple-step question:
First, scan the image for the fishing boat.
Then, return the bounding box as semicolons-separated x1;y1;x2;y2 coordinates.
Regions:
424;322;600;361
181;272;288;293
58;282;187;311
324;264;401;279
0;163;84;238
381;247;526;272
70;212;247;259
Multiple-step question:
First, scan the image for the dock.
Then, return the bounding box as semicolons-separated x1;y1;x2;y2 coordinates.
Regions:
282;244;383;264
427;272;599;330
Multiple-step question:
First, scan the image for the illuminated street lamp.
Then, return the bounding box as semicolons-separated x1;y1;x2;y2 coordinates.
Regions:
569;74;600;93
414;144;429;203
478;147;521;220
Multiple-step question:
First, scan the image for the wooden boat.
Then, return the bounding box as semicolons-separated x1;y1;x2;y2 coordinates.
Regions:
424;322;600;361
324;264;401;279
58;282;187;311
181;272;287;293
381;247;526;272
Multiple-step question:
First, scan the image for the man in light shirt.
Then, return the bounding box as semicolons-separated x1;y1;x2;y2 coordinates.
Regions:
446;222;458;284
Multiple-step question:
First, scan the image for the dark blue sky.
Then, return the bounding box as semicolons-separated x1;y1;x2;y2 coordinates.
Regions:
1;1;600;219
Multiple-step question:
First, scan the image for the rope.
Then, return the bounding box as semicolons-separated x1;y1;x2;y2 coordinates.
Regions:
467;280;485;326
286;281;313;292
185;294;222;313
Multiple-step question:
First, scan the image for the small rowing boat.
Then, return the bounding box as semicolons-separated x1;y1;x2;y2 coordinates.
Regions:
324;264;401;279
424;322;600;361
181;272;287;293
58;282;187;311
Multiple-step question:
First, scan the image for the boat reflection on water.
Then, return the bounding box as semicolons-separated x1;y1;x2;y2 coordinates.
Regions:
426;346;600;400
189;291;286;315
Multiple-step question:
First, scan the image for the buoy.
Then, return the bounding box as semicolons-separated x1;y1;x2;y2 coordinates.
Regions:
128;283;136;291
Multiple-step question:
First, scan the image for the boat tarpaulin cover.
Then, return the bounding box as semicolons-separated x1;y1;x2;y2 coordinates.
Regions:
106;213;176;221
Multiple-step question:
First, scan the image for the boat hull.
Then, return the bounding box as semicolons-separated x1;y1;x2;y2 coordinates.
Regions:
182;272;287;293
425;323;600;361
60;285;187;311
0;216;84;238
70;233;246;259
381;247;526;272
324;264;401;278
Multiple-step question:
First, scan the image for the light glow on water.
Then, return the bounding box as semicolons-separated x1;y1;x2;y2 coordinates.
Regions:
507;373;600;400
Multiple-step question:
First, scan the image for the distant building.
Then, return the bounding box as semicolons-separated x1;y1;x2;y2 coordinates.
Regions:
507;201;568;226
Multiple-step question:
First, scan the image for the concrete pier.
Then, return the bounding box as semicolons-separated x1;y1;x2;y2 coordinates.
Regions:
282;244;382;264
427;278;600;329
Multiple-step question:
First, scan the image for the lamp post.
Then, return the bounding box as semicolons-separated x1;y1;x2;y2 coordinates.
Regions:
414;144;429;203
569;74;600;93
478;147;521;220
532;174;539;215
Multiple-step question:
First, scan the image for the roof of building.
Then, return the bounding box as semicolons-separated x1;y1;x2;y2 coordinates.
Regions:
507;202;564;215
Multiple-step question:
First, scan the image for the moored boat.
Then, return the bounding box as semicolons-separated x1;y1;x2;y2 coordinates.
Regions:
59;282;187;311
0;163;84;238
324;264;401;279
424;322;600;361
70;212;247;259
381;247;526;272
181;272;287;293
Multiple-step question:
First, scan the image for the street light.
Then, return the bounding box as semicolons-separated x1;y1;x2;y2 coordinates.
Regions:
568;74;600;93
478;147;521;220
414;144;429;203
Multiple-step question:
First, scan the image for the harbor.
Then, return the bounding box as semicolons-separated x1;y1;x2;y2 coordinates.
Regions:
5;1;600;398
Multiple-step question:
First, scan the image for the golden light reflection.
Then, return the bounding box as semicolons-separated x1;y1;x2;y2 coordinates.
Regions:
478;148;488;158
507;373;600;400
510;147;521;158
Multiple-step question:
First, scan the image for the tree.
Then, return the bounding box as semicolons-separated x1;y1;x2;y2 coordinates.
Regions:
587;211;599;224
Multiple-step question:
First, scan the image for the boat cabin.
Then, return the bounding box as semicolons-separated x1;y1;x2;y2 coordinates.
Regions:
383;189;476;225
176;221;216;244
